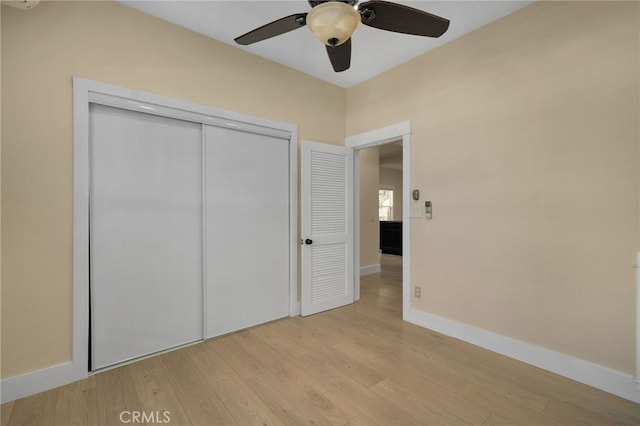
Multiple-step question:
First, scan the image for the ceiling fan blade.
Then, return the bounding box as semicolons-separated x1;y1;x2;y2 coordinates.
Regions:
358;1;449;38
234;13;307;45
326;38;351;72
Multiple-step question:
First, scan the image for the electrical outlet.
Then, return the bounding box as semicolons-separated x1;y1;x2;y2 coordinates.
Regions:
414;286;421;298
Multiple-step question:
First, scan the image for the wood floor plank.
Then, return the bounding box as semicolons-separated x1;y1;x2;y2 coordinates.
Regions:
4;390;57;426
53;375;98;426
438;336;640;421
128;356;192;425
356;288;402;312
335;335;467;395
466;373;550;414
253;317;444;426
231;329;354;425
208;334;265;381
334;339;492;425
304;357;428;425
351;312;445;352
95;366;142;426
187;341;284;426
299;336;386;390
482;413;519;426
291;356;427;426
542;398;640;426
209;333;330;424
511;372;640;421
0;402;14;426
303;308;387;345
432;329;638;419
271;314;344;348
406;334;552;414
370;378;481;425
343;411;381;426
459;383;564;426
245;369;332;425
264;324;430;425
159;348;237;425
252;319;310;359
267;318;385;388
247;319;414;424
333;384;426;425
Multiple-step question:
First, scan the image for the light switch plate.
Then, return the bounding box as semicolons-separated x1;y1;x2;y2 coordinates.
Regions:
410;204;421;218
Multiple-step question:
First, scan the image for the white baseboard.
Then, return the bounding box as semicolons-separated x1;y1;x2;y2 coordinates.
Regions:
1;361;75;403
360;264;381;276
404;307;640;403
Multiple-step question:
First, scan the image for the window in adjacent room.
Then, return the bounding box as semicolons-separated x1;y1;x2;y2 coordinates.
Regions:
379;189;393;221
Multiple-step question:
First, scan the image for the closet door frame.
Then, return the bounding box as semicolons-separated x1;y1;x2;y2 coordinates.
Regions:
72;77;298;381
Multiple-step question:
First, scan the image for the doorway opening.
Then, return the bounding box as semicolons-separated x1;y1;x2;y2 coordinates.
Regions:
346;121;411;320
357;142;404;317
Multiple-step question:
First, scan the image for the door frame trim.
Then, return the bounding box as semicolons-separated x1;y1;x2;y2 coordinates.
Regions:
346;121;411;316
72;77;298;381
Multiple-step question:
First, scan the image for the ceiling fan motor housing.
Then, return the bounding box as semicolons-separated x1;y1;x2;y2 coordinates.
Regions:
307;0;358;7
306;1;361;47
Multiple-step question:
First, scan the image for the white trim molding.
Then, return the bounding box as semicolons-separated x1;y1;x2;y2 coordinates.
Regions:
405;307;640;403
635;251;640;384
1;362;74;404
346;121;411;149
360;264;381;276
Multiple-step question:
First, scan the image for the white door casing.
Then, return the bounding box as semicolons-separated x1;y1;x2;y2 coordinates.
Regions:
345;121;411;317
301;141;354;316
73;77;298;379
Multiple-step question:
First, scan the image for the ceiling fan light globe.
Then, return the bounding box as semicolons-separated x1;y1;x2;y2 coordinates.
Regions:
306;1;360;46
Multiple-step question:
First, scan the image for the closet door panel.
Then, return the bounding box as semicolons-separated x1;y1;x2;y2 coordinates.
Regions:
205;125;290;338
90;105;203;370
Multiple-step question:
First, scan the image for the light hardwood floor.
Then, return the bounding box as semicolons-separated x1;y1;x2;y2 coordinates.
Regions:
2;254;639;425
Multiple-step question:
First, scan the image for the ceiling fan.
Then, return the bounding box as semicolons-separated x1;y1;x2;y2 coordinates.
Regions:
234;0;450;72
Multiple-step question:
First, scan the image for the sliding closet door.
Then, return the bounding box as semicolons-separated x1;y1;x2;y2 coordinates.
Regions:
205;125;290;338
90;104;203;370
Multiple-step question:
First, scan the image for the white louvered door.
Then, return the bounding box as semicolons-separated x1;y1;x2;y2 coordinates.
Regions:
301;141;353;316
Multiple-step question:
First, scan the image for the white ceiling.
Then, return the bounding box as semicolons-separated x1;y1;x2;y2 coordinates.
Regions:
119;0;532;88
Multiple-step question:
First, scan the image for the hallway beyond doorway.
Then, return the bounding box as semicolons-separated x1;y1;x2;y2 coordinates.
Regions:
359;254;402;317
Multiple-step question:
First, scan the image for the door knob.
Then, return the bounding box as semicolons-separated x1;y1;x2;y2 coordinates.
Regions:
305;239;313;245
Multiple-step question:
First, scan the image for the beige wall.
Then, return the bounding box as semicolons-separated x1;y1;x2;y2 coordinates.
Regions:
1;1;346;379
348;1;639;374
359;146;380;268
379;167;403;221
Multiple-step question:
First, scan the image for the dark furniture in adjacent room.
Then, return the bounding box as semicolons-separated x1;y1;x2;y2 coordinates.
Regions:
380;221;402;255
